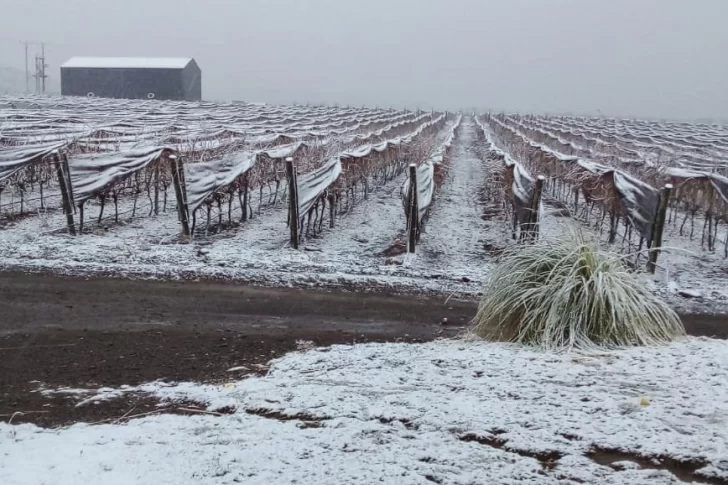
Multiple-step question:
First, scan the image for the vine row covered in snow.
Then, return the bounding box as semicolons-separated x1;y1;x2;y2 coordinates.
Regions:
0;96;429;237
494;114;728;255
398;115;462;250
290;113;451;243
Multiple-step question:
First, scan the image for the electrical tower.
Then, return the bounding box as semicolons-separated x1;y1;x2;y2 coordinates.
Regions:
32;43;48;94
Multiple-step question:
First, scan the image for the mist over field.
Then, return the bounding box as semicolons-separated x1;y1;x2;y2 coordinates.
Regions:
1;0;728;120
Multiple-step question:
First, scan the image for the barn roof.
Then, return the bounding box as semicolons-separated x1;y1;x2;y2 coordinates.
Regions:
61;57;194;69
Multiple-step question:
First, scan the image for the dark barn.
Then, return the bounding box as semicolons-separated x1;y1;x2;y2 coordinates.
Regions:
60;57;202;101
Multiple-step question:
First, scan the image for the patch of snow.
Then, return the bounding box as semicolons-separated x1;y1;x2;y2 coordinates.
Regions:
4;338;728;484
226;366;249;372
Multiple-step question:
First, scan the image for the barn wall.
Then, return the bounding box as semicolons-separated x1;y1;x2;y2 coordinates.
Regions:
61;67;188;101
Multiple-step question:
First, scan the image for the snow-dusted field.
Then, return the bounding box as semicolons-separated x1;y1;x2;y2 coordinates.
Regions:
417;117;494;282
2;337;727;484
0;117;727;314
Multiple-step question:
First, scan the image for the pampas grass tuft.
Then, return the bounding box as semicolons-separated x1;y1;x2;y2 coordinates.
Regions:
471;231;685;350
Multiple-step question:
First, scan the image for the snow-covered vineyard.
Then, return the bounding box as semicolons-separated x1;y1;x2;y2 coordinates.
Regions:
0;96;727;308
0;95;449;235
3;96;728;484
482;113;728;256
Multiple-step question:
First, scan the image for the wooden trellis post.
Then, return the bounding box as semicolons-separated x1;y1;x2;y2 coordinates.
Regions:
153;163;160;215
407;164;419;253
647;183;673;274
286;157;300;249
328;193;336;229
240;174;249;222
52;151;76;236
520;175;545;242
169;154;190;237
529;175;545;241
61;153;75;215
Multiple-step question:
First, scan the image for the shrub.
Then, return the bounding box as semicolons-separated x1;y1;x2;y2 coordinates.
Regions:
471;231;685;350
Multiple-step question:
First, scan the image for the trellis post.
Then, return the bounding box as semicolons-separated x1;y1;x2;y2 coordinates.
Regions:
520;175;544;242
286;157;300;249
61;153;75;215
407;164;419;253
169;154;190;237
328;193;336;228
52;151;76;236
647;184;673;274
529;175;545;241
153;163;160;215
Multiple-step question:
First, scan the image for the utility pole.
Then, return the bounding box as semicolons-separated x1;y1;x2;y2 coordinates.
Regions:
34;56;40;93
32;43;48;94
24;42;29;94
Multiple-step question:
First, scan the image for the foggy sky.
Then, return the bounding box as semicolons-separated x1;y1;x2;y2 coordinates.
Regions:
1;0;727;119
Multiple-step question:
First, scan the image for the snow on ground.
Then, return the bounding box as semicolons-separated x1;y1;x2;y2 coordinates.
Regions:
653;212;728;302
3;337;728;484
302;180;405;258
417;116;494;282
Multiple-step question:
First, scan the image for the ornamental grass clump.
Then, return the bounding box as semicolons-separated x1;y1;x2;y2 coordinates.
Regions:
471;232;685;350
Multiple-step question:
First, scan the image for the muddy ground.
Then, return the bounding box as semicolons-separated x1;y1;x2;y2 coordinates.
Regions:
0;273;471;427
0;272;725;427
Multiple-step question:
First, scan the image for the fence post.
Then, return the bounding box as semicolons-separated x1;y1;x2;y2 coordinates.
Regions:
286;157;300;249
647;183;672;274
407;164;419;253
169;154;190;237
52;151;76;235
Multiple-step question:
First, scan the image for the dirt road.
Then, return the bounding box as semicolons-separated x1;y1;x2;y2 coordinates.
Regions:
0;272;725;427
0;273;471;426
